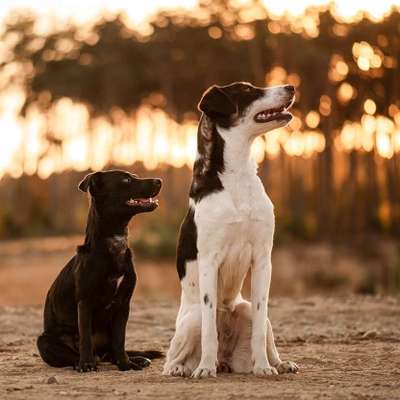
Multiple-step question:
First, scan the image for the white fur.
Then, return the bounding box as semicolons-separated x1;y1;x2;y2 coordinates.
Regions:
163;86;298;378
115;276;124;290
107;235;127;293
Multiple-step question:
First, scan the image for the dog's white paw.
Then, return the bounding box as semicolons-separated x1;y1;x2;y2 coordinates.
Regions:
276;361;299;374
191;364;217;379
172;365;192;377
162;364;191;377
253;363;278;377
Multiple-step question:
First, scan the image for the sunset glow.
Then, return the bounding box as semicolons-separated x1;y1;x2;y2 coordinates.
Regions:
1;0;399;29
0;1;400;179
0;93;327;179
2;90;400;180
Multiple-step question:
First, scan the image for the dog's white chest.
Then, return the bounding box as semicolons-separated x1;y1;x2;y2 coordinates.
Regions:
115;275;124;290
106;235;128;266
192;174;275;305
217;226;253;303
195;173;274;226
222;173;273;221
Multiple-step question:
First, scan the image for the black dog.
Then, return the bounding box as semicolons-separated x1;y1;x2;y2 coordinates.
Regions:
37;170;162;372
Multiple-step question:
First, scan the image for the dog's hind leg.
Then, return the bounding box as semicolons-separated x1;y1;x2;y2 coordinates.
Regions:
266;319;299;374
229;301;298;374
229;301;253;374
163;304;201;377
37;333;79;368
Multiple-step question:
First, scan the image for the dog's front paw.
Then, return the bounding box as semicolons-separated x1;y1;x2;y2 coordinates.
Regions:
191;363;217;379
76;359;97;373
276;361;299;374
253;362;278;377
163;364;192;377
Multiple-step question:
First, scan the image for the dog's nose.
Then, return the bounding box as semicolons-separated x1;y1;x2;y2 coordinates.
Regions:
284;85;295;94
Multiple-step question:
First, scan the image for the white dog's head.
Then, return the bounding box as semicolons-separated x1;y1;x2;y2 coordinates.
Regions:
198;82;295;138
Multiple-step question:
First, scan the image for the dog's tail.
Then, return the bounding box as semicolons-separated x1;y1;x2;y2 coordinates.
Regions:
126;350;164;359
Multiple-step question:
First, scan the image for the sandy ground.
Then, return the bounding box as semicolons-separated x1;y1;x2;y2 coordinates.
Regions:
0;296;399;400
1;237;399;398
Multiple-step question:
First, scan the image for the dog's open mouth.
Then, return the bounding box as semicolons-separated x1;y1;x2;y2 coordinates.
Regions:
126;197;159;207
254;98;294;123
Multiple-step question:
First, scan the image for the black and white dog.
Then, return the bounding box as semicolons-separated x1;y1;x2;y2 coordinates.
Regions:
163;82;299;378
37;170;162;372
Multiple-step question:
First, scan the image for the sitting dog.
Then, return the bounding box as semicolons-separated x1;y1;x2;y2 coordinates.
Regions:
163;82;299;378
37;170;162;372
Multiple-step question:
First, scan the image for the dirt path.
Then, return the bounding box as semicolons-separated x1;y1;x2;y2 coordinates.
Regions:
0;296;399;400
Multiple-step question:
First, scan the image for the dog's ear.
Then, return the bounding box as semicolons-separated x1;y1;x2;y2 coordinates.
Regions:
78;172;103;194
198;86;236;119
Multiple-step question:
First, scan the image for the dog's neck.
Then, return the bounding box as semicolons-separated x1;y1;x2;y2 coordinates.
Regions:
218;125;258;177
195;116;257;176
82;203;129;251
190;116;259;201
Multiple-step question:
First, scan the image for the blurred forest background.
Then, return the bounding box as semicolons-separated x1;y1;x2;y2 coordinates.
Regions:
0;0;399;304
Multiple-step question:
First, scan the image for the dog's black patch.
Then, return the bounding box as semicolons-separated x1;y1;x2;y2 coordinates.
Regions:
190;117;225;202
204;294;209;305
37;170;163;372
198;82;265;129
176;207;197;280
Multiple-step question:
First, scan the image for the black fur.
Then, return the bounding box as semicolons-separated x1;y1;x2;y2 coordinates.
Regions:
197;86;237;122
190;119;225;202
37;170;163;372
176;208;197;280
198;82;265;129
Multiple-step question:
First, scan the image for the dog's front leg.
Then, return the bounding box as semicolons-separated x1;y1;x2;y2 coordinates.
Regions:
77;300;96;372
111;301;150;371
111;300;132;370
251;249;277;376
192;254;218;378
111;268;148;371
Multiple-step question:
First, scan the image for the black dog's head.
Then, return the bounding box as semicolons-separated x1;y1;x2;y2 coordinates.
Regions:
198;81;295;134
78;170;162;216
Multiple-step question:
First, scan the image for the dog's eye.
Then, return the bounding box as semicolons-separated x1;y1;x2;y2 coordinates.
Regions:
122;177;131;184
